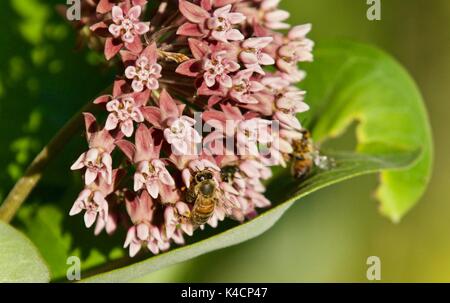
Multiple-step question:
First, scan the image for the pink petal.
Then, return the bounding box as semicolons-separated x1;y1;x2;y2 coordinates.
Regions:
242;95;259;104
166;223;176;239
116;139;136;162
132;89;150;106
83;113;98;141
219;74;232;88
274;112;302;130
176;59;200;77
204;73;217;87
136;223;149;240
211;30;228;43
132;108;144;123
89;21;108;33
84;211;97;228
134;173;145;191
240;51;258;65
225;60;240;72
171;139;188;155
127;5;142;20
124;226;136;247
142;43;158;64
69;201;83;216
147;242;159;254
259;53;275;65
225;29;244;41
176;22;204;37
146;181;160;199
227;12;246;24
159;170;175;186
129;242;142;257
261;0;280;10
93;94;111;105
182;169;191;188
220;103;244;121
132;80;144;92
101;154;113;184
141;106;163;129
135;124;156;159
176;202;191;217
85;169;98;185
266;21;290;30
112;6;124;21
213;4;231;17
97;0;114;14
164;208;176;237
121;119;134;137
188;38;210;59
288;24;312;40
246;63;265;75
125;37;143;54
146;78;159;90
108;24;121;37
125;66;137;79
104;38;123;60
179;0;210;23
180;115;196;126
105;114;119;131
136;22;150;35
239;161;259;178
159;90;180;120
182;223;194;236
201;0;213;10
70;153;86;170
242;37;273;49
266;10;289;22
249;81;265;92
94;191;108;210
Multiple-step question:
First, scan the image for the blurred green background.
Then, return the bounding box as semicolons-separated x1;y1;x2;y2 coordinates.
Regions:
0;0;449;282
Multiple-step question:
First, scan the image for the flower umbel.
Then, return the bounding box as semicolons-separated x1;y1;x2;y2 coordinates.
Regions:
68;0;315;257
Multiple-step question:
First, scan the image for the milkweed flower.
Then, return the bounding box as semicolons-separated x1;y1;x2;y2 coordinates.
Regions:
177;1;246;42
109;5;150;44
240;37;275;74
68;0;315;257
70;113;120;185
124;43;162;92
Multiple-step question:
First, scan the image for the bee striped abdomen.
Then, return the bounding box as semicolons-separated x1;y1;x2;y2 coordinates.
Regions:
188;172;218;226
191;196;216;225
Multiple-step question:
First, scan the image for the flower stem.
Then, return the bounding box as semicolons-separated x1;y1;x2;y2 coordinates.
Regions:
0;102;96;223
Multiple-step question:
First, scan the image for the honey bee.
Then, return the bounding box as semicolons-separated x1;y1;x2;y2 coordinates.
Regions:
186;170;220;226
220;165;240;183
291;129;316;179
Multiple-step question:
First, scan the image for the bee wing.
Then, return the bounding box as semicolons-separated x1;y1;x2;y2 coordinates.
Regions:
217;187;242;215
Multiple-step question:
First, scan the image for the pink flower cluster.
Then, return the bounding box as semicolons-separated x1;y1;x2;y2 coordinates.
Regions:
68;0;313;257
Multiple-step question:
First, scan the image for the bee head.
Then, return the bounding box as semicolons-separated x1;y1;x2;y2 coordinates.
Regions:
220;165;239;182
294;155;305;161
195;170;214;183
300;129;311;138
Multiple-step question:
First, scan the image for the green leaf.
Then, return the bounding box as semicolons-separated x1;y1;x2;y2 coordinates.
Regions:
83;149;419;282
16;203;126;281
300;41;433;222
0;221;50;282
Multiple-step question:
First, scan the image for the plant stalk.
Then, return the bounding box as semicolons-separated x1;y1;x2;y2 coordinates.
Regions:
0;102;96;223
